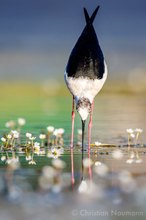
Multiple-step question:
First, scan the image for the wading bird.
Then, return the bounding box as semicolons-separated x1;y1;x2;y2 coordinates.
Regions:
64;6;107;182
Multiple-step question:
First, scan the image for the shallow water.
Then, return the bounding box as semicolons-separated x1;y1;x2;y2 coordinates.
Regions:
0;85;146;219
0;84;146;145
0;148;146;220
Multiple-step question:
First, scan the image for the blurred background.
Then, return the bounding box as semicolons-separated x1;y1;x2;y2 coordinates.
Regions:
0;0;146;86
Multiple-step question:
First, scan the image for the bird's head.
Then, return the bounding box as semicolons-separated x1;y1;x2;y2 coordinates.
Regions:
76;97;91;121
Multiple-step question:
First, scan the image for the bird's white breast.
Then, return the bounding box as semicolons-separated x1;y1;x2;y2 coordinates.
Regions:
64;61;108;103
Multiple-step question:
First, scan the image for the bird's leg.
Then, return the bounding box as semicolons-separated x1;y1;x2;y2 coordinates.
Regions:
88;101;94;151
70;97;75;185
71;97;75;149
88;101;94;180
81;119;86;181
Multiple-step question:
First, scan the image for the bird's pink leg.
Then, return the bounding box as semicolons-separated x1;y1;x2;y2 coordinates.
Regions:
71;97;75;149
70;97;75;186
88;101;94;180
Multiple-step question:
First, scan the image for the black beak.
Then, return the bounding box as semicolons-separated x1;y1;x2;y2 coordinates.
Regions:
81;119;86;180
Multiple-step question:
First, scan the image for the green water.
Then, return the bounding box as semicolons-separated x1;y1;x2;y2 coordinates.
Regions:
0;152;83;190
0;83;81;145
0;83;146;145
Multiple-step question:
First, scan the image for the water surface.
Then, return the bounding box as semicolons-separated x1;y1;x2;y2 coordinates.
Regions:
0;84;146;220
0;83;145;145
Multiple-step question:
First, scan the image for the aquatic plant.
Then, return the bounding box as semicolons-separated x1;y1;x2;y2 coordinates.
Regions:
17;118;26;134
0;119;66;166
126;128;143;147
126;128;143;164
47;146;64;159
46;126;55;145
39;134;46;147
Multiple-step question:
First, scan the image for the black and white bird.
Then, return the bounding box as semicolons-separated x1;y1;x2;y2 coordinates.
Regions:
64;6;107;181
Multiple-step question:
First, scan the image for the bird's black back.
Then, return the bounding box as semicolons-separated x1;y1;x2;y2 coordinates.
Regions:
66;6;105;80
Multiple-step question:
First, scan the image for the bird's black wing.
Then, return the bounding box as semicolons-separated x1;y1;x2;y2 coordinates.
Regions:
66;6;105;80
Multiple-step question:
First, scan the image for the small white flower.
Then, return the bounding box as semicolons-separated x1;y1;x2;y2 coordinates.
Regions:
26;133;32;138
5;120;15;128
47;147;64;158
1;137;6;142
51;147;61;159
47;151;53;158
95;141;102;146
34;142;40;147
7;134;12;139
53;129;59;136
47;126;54;133
28;160;36;165
11;130;19;139
130;133;135;139
1;155;6;161
39;134;46;139
112;149;123;160
126;128;134;134
18;118;26;126
34;142;40;155
29;136;36;141
135;128;143;133
57;128;65;135
14;133;19;139
25;155;32;161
